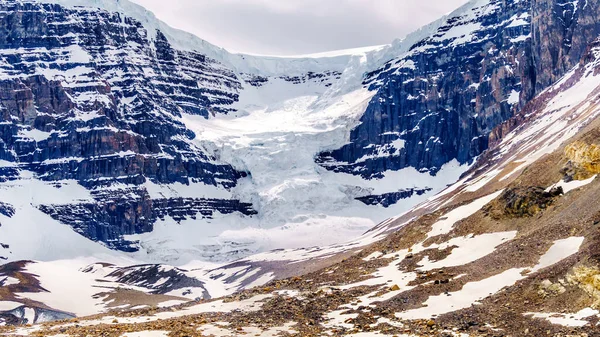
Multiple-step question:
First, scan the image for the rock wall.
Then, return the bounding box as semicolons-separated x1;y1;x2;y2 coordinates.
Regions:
0;1;254;252
318;0;600;179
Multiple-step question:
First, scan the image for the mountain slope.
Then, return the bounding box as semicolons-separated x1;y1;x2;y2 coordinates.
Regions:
0;0;378;262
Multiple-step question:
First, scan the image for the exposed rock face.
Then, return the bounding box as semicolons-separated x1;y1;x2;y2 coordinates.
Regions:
38;188;256;250
0;1;259;252
0;202;14;218
102;264;209;298
568;265;600;309
0;306;74;326
317;0;600;179
0;1;244;188
563;141;600;180
531;0;600;90
356;188;432;208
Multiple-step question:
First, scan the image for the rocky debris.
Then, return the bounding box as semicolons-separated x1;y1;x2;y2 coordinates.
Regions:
538;279;568;298
563;141;600;180
483;186;563;219
567;265;600;308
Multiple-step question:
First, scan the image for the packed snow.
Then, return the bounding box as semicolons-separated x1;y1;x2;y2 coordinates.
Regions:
525;308;600;327
0;277;20;287
396;268;527;320
0;301;22;311
0;173;119;262
15;259;136;316
417;231;517;271
546;175;597;194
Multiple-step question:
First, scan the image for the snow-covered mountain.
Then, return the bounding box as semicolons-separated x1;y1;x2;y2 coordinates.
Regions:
4;16;600;335
0;0;394;263
0;0;599;265
318;0;600;179
1;0;600;334
0;0;453;264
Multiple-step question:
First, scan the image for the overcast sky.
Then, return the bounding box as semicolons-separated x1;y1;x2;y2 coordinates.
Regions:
129;0;469;55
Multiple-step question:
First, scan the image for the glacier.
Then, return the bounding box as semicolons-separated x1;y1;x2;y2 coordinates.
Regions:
0;0;474;265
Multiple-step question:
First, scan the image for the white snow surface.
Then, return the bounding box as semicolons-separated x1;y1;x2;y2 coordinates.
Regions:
0;277;20;287
14;258;138;316
417;231;517;271
427;191;503;239
525;308;600;327
0;301;23;311
0;173;119;262
547;175;597;194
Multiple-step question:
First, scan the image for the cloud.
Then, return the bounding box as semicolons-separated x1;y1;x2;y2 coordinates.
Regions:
130;0;469;55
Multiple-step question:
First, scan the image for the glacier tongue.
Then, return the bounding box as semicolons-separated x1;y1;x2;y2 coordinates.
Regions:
158;60;470;264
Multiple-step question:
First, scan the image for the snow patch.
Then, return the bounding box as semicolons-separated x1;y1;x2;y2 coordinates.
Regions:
525;308;599;327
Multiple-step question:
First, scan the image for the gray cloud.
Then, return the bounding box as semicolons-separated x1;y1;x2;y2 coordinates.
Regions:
130;0;470;55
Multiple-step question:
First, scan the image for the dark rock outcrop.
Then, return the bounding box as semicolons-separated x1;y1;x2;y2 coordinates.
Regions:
356;188;433;208
317;0;600;179
103;264;210;298
0;202;14;218
0;306;74;326
38;188;256;251
483;186;563;219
